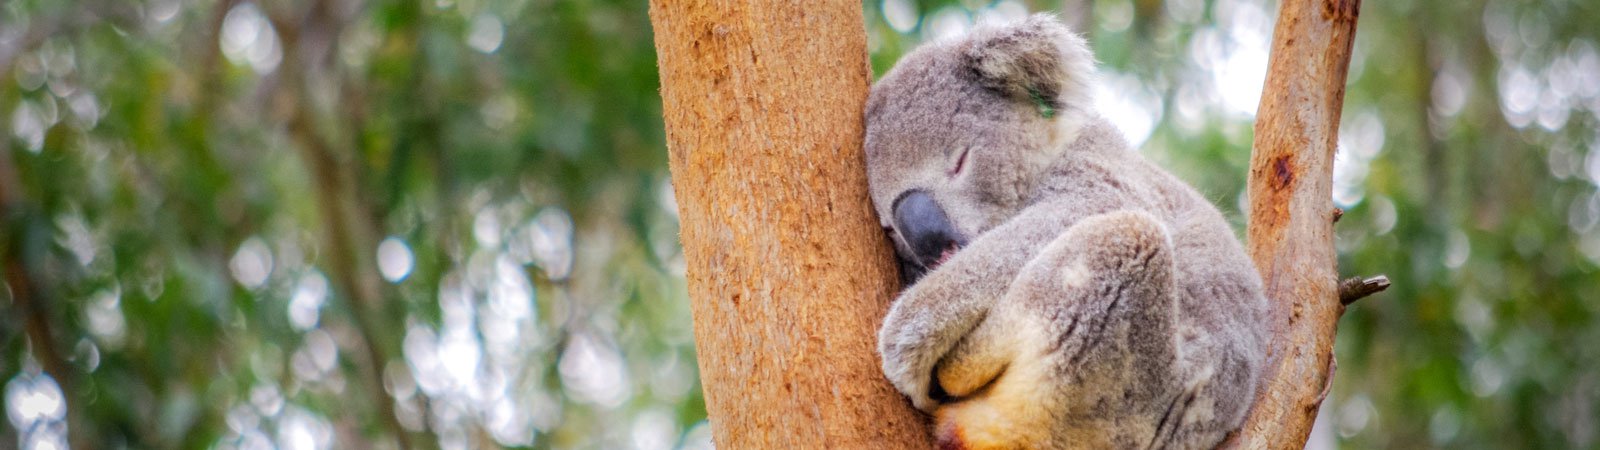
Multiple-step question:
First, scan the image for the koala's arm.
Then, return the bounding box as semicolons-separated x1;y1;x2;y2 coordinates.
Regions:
877;199;1094;411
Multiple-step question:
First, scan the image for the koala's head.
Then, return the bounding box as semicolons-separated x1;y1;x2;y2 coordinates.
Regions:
865;14;1096;281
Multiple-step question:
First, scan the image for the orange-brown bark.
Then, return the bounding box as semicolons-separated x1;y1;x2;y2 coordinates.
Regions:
1232;0;1363;448
648;1;933;448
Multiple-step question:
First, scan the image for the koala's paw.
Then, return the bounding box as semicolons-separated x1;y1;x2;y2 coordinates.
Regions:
878;309;942;412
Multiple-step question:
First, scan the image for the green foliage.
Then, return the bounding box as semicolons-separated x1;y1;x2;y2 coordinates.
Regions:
2;0;1598;449
3;0;693;448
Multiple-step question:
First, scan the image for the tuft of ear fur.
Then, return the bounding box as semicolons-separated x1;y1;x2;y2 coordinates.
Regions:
961;14;1096;123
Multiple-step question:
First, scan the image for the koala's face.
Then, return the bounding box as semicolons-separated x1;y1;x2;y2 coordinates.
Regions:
864;15;1096;282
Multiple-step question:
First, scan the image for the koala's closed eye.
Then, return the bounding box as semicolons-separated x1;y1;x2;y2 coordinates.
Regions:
947;147;971;177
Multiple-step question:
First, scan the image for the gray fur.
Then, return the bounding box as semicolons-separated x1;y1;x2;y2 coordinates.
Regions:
867;14;1269;450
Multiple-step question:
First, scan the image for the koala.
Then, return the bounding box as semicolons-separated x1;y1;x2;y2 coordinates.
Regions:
866;14;1270;450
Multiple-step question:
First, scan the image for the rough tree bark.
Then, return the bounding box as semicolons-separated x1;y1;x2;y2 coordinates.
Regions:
649;1;933;448
1230;0;1366;448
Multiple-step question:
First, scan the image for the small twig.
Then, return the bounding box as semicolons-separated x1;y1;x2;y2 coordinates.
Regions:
1338;275;1390;305
1331;207;1344;223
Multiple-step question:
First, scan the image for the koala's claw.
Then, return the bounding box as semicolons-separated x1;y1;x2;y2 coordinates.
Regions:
906;384;938;412
881;364;936;411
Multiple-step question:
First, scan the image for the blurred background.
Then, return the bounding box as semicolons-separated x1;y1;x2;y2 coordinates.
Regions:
0;0;1596;449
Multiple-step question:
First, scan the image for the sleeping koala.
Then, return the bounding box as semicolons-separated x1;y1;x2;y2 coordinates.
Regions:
867;14;1270;450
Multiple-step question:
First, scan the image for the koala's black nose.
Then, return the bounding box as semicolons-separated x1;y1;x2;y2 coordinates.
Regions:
892;190;966;270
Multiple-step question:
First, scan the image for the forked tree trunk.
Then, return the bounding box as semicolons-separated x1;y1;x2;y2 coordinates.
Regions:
648;1;933;448
1230;0;1365;448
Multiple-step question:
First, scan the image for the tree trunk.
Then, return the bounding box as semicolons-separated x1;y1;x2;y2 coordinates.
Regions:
1231;0;1363;448
648;2;933;448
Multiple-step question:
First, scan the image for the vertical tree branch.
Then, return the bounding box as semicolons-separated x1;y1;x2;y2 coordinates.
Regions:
270;2;417;448
1231;0;1362;448
649;1;932;447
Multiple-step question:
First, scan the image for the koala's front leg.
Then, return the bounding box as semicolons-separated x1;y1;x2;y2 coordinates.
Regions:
877;202;1089;411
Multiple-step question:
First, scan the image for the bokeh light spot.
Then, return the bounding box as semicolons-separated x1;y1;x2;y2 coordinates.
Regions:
377;237;415;283
230;237;274;290
467;14;505;54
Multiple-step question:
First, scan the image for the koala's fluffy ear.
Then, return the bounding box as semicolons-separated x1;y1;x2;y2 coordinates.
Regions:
961;14;1095;119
